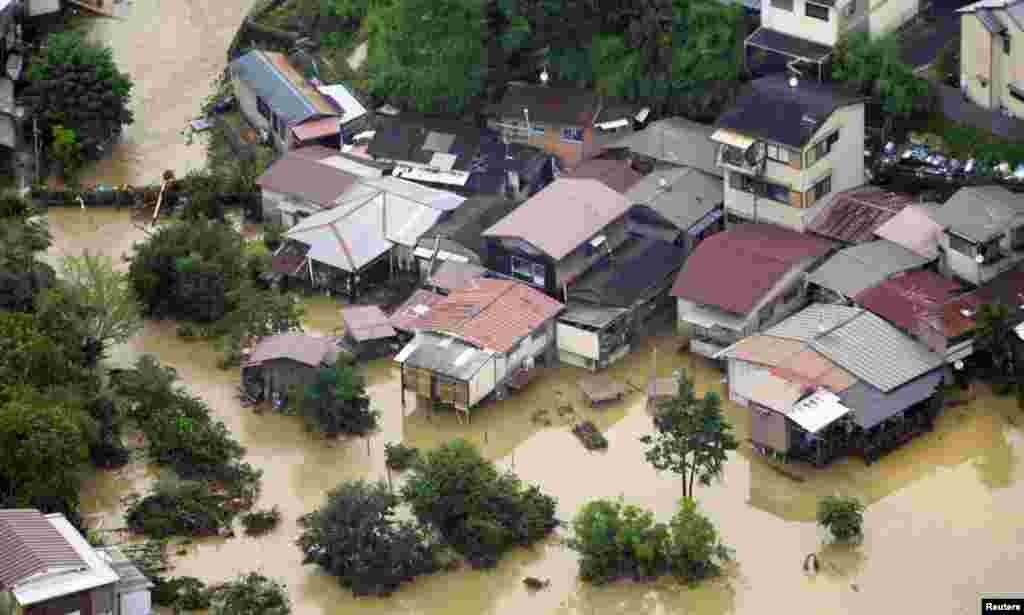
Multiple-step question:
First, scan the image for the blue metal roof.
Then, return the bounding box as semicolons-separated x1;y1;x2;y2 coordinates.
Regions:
231;51;327;125
838;370;942;430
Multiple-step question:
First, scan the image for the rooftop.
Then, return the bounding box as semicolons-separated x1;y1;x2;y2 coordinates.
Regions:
0;509;86;591
340;305;397;342
626;165;723;232
873;204;945;260
245;334;339;368
806;188;915;244
426;261;488;292
568;236;687;308
607;117;720;176
367;115;487;172
417;195;521;260
930;185;1024;243
563;159;643;194
485;83;601;126
399;332;494;381
388;289;447;333
255;154;360;208
230;50;336;125
855;269;966;338
806;239;932;299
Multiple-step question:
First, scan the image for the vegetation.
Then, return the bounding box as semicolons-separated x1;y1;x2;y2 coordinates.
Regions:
572;420;608;450
152;576;212;612
296;361;380;437
640;370;738;499
905;113;1024;167
86;396;130;469
384;442;420;471
401;439;559;568
241;507;282;536
832;32;933;118
59;250;143;360
263;222;286;252
24;31;134;158
975;303;1016;380
125;480;235;539
566;497;731;585
209;572;291;615
297;480;442;597
816;495;865;542
50;124;84;188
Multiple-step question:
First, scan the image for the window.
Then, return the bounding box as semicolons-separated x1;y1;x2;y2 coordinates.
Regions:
806;131;838;165
561;126;584;143
511;255;545;285
256;96;270;120
813;175;832;200
771;0;794;10
736;175;791;204
806;2;830;20
766;143;791;164
947;232;975;256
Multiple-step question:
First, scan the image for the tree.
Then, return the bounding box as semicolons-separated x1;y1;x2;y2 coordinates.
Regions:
50;124;84;188
816;495;865;542
975;302;1015;378
0;195;54;313
60;250;142;357
296;361;379;437
364;0;483;113
296;480;441;597
832;32;932;118
401;439;558;568
24;31;134;156
209;573;291;615
665;497;731;583
640;369;738;499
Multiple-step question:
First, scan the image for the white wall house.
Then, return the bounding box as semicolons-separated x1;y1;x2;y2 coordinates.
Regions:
958;0;1024;118
931;186;1024;286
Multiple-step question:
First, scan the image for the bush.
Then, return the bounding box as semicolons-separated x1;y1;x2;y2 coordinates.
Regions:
384;442;419;471
817;495;865;542
665;497;732;583
241;507;281;536
125;480;234;538
401;439;559;569
152;576;211;610
572;421;608;450
263;223;285;252
297;362;379;437
209;572;290;615
297;480;441;597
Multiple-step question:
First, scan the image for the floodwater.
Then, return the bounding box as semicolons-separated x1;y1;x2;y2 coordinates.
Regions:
52;1;1024;612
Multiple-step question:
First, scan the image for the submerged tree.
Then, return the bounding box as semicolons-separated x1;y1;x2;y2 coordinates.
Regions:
209;572;291;615
975;302;1016;378
816;494;865;542
640;370;738;499
60;250;142;359
297;360;379;437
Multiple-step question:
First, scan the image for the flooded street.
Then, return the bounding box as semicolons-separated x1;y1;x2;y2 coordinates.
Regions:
44;3;1024;612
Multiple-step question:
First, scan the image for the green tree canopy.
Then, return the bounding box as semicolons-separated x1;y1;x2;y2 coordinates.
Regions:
816;494;865;542
832;32;932;118
209;573;291;615
60;250;143;356
296;360;378;437
975;302;1016;377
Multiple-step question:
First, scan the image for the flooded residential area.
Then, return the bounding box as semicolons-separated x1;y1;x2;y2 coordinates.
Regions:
3;0;1024;614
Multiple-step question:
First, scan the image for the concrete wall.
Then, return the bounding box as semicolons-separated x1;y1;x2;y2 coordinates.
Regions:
962;14;995;109
941;230;1024;286
762;0;840;46
866;0;920;37
557;322;600;360
963;13;1024;117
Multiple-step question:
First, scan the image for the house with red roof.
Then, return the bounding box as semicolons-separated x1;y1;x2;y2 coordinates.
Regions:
671;223;834;358
393;278;563;413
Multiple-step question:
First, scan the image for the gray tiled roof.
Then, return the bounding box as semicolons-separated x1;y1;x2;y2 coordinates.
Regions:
609;117;721;176
764;304;943;392
930;185;1024;242
806;239;930;299
626;166;723;231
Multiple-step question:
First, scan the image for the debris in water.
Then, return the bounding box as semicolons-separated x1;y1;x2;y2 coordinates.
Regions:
530;409;553;426
851;583;859;592
572;421;608;451
803;553;820;572
523;577;550;590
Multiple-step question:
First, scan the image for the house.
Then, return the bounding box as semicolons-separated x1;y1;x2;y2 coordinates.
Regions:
806;187;916;245
338;305;398;360
240;334;343;402
608;116;723;178
717;303;944;465
805;239;932;303
482;178;634;300
228;50;368;153
746;0;922;76
26;0;61;16
485;83;646;167
0;509;152;615
957;0;1024;118
871;202;944;260
625;165;726;254
413;195;521;278
556;236;687;370
424;261;489;295
271;177;466;298
930;185;1024;286
394;279;564;413
388;288;447;339
255;152;362;227
562;159;643;194
711;74;868;233
671;223;835;358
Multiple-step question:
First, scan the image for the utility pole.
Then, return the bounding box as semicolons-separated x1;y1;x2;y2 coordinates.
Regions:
33;116;39;185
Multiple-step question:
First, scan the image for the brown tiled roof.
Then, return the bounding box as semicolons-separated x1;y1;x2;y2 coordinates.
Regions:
246;334;336;367
256;155;359;208
563;159;643;194
419;279;563;353
855;270;965;338
0;509;85;590
671;223;834;315
388;289;447;332
807;189;914;244
340;305;397;342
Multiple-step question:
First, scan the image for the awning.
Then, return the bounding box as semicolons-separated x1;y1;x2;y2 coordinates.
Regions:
745;27;833;63
292;117;341;142
786;389;852;434
710;129;754;150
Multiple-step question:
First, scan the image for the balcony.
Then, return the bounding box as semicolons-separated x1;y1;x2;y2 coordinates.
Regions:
718;145;762;175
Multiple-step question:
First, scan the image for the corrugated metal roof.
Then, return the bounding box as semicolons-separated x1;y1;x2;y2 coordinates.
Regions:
558;303;630;328
873;205;944;260
807;188;914;244
749;371;806;412
389;289;446;332
256;155;360;207
786;390;853;434
427;261;487;292
608;117;720;176
247;334;337;367
317;83;368;124
0;510;85;590
230;51;335;125
485;84;601;126
567;236;687;308
930;185;1024;242
854;269;965;338
483;178;632;260
771;348;857;393
363;177;466;212
806;239;931;299
838;370;943;429
287;195;392;272
721;335;807;365
626;166;723;232
399;332;493;380
340;306;396;342
564;159;643;194
97;547;153;593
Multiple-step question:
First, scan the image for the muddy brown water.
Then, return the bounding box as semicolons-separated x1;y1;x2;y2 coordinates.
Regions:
46;2;1024;611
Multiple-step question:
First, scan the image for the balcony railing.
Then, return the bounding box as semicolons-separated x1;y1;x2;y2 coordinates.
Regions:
718;145;761;173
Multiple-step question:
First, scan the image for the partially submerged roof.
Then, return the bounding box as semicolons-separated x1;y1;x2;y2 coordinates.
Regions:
608;117;720;176
485;83;601;126
246;334;338;368
389;289;447;333
714;74;867;148
0;509;86;591
626;165;723;231
873;204;945;260
563;159;643;194
807;188;914;244
399;332;493;381
671;223;834;315
256;155;360;208
568;236;687;308
930;185;1024;242
763;304;943;392
230;50;336;125
483;178;632;260
855;269;965;338
806;239;931;299
340;305;397;342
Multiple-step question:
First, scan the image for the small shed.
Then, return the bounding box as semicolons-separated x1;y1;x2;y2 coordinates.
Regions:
241;334;343;402
339;305;398;360
578;376;627;406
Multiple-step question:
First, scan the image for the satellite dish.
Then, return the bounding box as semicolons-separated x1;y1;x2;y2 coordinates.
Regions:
744;141;766;168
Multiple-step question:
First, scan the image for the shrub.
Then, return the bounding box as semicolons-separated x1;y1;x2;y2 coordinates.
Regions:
296;480;441;597
297;362;379;437
208;572;290;615
125;480;234;539
665;497;732;584
384;442;419;471
817;495;865;542
263;223;285;252
572;421;608;450
152;576;211;610
241;507;281;536
401;439;559;569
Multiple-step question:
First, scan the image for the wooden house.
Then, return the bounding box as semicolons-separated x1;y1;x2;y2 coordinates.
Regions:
338;305;399;360
240;334;344;402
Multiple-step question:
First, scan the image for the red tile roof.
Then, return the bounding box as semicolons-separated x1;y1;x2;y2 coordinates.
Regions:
418;279;563;353
340;305;397;342
855;270;965;337
671;223;834;315
563;159;643;194
807;188;914;244
0;509;85;590
388;289;447;332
